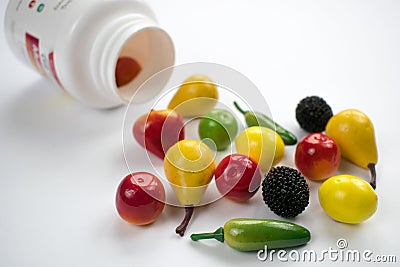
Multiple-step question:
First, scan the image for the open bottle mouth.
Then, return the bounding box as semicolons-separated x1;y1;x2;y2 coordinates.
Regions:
114;28;175;104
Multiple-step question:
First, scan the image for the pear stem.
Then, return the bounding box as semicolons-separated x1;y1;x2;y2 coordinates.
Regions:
368;163;377;190
175;206;194;237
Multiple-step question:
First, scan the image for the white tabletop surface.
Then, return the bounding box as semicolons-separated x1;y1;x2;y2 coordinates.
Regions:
1;0;399;266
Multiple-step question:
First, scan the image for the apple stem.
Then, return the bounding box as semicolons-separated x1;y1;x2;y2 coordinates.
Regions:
368;163;376;190
175;206;194;237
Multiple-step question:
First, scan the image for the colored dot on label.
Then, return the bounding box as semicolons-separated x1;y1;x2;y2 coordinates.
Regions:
29;0;36;9
37;3;45;13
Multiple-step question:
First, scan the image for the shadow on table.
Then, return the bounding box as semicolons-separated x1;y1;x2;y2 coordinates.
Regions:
4;79;124;147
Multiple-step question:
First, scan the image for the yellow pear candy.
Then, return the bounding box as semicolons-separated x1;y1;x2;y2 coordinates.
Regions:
164;140;216;206
235;126;285;173
168;74;218;117
325;109;378;169
164;139;216;236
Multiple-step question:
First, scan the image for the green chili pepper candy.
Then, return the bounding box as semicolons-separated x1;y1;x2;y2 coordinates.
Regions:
234;101;297;145
190;218;311;252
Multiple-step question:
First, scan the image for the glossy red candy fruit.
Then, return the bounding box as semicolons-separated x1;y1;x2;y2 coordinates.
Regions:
115;57;142;87
215;154;263;202
133;109;185;159
295;133;341;181
116;172;166;225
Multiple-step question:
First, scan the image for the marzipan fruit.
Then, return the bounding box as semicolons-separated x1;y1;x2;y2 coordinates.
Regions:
325;109;378;169
168;74;218;117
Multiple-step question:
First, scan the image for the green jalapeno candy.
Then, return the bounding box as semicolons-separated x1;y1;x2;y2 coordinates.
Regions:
234;101;297;145
190;218;311;251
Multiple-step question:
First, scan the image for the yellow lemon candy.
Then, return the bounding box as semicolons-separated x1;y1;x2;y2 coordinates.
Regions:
164;140;216;206
235;126;284;173
318;174;377;224
168;74;218;117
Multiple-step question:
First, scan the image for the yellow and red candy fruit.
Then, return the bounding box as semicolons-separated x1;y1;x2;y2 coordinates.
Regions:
133;109;184;159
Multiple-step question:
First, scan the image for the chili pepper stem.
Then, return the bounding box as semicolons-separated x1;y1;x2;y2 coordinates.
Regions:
175;206;194;237
368;163;377;190
190;227;225;243
233;101;247;115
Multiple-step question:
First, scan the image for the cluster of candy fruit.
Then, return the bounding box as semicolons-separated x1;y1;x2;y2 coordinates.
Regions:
116;74;294;236
190;96;380;252
295;96;378;224
115;74;379;245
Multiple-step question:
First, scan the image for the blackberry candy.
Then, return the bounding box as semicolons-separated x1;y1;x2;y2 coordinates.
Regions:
262;166;309;218
296;96;333;132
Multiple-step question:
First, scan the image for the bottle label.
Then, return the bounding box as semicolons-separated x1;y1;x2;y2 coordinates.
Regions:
25;32;46;76
6;0;77;91
49;52;66;91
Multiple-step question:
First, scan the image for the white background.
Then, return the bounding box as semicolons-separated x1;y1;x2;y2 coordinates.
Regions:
1;0;399;266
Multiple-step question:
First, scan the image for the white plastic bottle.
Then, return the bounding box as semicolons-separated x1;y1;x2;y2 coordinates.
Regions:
4;0;175;108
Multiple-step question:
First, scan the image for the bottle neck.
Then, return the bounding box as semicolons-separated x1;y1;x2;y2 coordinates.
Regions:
92;14;175;105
